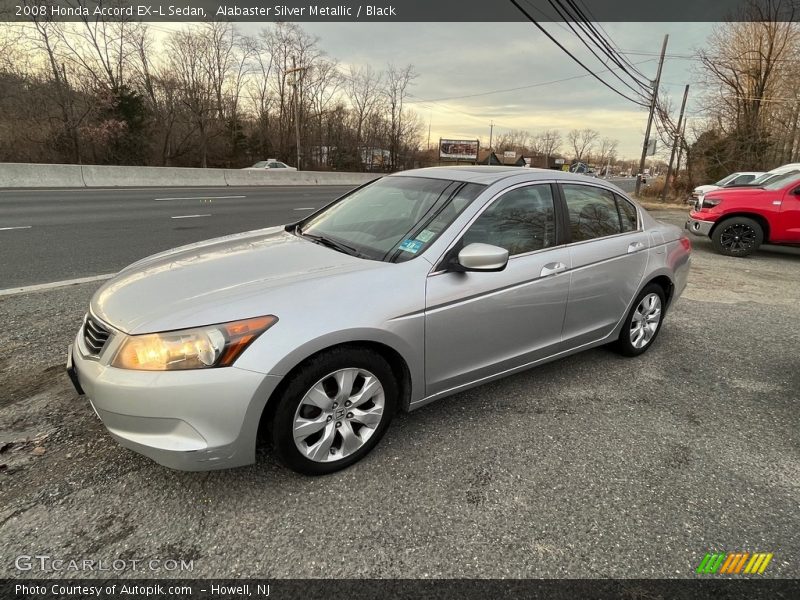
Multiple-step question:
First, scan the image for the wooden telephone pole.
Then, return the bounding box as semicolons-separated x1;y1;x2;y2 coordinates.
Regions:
635;35;669;196
661;84;689;202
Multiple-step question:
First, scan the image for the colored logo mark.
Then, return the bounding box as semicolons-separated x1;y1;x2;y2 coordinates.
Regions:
696;552;774;575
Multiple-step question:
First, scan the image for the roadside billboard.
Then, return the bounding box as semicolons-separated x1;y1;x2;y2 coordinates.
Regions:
439;138;479;160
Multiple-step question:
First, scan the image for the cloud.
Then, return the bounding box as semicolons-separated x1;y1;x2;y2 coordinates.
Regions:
287;21;713;159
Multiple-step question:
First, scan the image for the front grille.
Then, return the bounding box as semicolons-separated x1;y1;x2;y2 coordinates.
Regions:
83;314;111;356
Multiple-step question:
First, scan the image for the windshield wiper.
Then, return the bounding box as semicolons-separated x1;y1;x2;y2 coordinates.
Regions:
297;229;362;257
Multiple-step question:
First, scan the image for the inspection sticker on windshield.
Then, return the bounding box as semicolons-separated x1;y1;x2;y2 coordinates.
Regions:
416;229;436;243
399;239;423;254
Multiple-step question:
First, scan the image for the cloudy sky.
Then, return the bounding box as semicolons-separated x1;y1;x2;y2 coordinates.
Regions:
272;21;717;160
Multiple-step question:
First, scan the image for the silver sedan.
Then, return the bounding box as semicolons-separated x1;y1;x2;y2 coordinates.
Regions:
67;167;691;474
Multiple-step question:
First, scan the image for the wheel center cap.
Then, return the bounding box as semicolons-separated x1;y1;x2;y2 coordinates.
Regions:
334;408;346;420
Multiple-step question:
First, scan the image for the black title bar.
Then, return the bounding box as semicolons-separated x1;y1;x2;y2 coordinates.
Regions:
2;0;799;22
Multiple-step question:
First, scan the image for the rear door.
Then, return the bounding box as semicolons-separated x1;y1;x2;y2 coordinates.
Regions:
559;183;650;347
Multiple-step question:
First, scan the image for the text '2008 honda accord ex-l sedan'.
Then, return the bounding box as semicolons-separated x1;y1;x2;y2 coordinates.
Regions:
67;167;691;475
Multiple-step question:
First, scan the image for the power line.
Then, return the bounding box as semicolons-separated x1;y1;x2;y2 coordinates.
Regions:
540;0;651;97
570;0;653;83
405;58;655;104
553;0;652;89
508;0;650;108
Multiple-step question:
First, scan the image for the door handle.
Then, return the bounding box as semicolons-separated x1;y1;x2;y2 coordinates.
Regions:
540;262;567;277
628;241;646;253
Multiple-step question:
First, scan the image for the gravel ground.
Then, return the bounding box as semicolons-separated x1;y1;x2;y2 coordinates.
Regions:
1;209;798;579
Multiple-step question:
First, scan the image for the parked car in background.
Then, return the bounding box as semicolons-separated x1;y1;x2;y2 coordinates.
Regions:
686;172;800;256
66;167;690;475
245;159;297;171
690;171;764;204
736;163;800;188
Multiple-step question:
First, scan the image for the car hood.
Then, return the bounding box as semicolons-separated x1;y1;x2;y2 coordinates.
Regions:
693;184;719;194
703;186;769;199
91;227;383;334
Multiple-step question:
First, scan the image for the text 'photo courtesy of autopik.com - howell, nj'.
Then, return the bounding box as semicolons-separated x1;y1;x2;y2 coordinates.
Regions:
0;1;799;599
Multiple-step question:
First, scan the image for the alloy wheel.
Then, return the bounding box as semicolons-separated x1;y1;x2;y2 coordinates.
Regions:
630;293;662;349
719;223;757;253
292;368;386;463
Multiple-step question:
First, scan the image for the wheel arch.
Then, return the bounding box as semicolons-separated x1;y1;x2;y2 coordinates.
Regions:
257;338;415;442
709;212;771;242
645;274;675;309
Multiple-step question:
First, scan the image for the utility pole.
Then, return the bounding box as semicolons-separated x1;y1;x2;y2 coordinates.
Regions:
286;58;306;171
488;120;494;152
676;117;687;174
427;118;431;151
635;34;669;196
661;84;689;202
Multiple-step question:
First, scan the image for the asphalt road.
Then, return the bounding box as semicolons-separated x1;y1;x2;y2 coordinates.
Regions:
0;186;352;288
0;209;798;579
0;178;634;289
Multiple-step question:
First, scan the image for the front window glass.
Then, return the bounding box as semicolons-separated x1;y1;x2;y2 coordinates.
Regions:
252;161;267;168
462;185;556;255
562;184;623;242
299;177;484;261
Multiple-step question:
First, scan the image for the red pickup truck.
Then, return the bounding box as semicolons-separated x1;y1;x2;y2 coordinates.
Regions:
686;173;800;256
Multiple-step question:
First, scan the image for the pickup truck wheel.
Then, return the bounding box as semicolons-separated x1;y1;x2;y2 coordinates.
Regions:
711;217;763;257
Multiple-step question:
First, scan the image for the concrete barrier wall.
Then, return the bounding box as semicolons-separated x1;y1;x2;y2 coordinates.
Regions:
81;165;228;188
0;163;86;188
0;162;377;189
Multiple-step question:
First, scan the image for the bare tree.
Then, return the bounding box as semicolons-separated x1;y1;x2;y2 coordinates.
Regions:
696;0;799;170
535;129;562;163
347;64;383;168
567;128;599;162
596;137;619;172
166;28;216;167
384;63;417;170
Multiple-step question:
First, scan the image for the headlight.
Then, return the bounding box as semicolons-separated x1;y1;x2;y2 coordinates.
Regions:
111;315;277;371
702;197;722;209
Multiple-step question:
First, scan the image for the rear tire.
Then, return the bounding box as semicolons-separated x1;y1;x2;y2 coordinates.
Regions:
711;217;763;257
271;347;396;475
613;284;666;357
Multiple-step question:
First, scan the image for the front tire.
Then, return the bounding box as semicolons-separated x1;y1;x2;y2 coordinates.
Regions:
272;347;396;475
613;284;666;357
711;217;763;257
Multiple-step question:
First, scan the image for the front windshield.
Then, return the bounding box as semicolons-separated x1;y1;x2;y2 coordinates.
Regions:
763;171;800;190
715;173;738;186
299;176;485;262
252;161;267;168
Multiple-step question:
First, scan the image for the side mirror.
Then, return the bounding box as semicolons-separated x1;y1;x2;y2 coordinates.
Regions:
454;243;509;272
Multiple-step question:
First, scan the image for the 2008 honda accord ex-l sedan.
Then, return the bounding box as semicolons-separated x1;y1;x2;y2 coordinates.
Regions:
67;167;691;475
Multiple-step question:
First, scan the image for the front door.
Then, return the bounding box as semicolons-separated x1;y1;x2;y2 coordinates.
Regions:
776;183;800;242
425;183;571;398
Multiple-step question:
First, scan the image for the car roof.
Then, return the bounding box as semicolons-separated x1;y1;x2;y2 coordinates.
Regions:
766;163;800;174
389;166;605;186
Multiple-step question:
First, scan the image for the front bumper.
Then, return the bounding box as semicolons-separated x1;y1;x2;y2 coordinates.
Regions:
68;333;282;471
685;217;714;237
